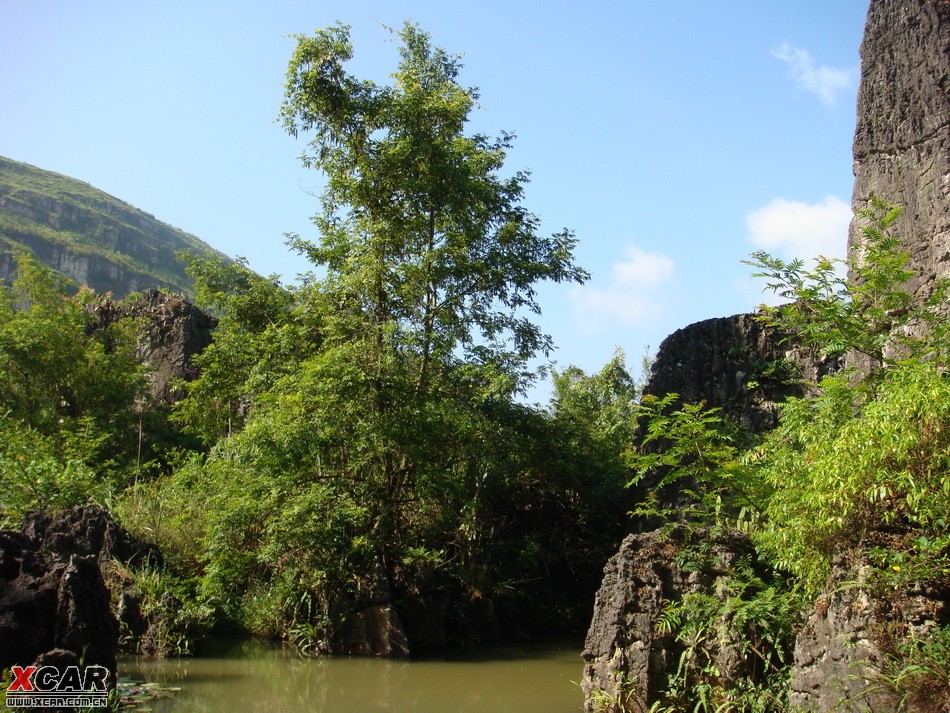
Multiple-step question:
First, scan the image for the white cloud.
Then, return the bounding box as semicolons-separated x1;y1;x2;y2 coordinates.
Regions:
771;42;856;107
746;195;852;261
612;246;675;287
572;246;674;330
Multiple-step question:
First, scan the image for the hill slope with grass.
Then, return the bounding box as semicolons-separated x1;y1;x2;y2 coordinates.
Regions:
0;156;224;297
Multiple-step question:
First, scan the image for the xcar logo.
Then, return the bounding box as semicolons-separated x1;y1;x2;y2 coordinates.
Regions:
5;664;109;708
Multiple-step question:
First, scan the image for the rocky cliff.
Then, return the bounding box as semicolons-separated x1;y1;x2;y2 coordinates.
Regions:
0;156;225;298
582;314;809;710
791;1;950;708
582;1;950;710
582;528;765;712
641;312;830;433
849;0;950;303
91;289;216;405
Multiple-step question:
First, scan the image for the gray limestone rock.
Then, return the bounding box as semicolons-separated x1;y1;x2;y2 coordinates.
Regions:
642;312;827;434
581;528;759;712
790;547;950;712
850;0;950;307
89;288;216;405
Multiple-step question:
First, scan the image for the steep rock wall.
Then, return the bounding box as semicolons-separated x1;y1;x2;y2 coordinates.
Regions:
0;508;123;683
641;312;824;433
583;2;950;709
581;529;758;712
791;2;950;706
90;289;216;405
850;0;950;302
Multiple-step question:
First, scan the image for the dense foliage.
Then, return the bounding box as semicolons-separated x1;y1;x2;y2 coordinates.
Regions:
617;200;950;711
0;252;145;524
116;22;631;653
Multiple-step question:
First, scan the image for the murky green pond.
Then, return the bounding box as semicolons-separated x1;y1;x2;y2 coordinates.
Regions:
122;645;585;713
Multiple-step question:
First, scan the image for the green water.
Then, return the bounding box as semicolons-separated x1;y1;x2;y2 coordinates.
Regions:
122;646;585;713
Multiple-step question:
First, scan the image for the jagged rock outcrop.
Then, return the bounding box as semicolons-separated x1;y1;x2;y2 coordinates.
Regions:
642;312;829;433
124;289;216;404
0;506;171;670
581;312;818;706
21;505;161;568
90;288;216;404
849;0;950;304
790;543;950;712
0;511;121;682
581;528;760;712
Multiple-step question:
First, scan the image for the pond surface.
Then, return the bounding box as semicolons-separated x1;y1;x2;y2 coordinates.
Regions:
122;645;585;713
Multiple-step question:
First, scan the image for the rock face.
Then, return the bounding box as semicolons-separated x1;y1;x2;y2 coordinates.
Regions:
849;0;950;304
90;288;216;404
123;289;216;404
336;604;410;657
790;545;950;712
793;1;950;705
581;314;812;706
0;513;120;681
581;528;759;712
789;557;882;712
642;312;823;433
332;559;410;657
21;505;160;568
0;506;167;679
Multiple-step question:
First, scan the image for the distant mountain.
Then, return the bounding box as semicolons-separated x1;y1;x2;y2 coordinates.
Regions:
0;156;226;297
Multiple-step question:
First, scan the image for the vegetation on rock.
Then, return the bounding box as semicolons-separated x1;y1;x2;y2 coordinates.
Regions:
596;200;950;712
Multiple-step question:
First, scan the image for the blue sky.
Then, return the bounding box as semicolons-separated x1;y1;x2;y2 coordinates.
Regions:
1;1;869;402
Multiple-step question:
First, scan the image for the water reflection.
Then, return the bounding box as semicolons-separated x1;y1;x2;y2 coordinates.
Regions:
122;645;584;713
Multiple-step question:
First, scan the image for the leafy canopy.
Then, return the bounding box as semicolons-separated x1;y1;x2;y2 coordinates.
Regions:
280;21;588;395
746;197;950;367
149;22;606;649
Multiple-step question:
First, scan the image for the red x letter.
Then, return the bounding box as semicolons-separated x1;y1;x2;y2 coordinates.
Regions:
9;665;36;692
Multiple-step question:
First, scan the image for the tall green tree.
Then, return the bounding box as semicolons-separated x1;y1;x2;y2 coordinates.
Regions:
276;20;587;578
279;21;587;396
158;22;591;649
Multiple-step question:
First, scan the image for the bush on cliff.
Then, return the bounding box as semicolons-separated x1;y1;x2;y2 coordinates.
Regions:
617;200;950;711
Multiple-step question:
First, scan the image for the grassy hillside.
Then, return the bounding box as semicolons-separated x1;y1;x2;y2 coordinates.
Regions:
0;156;226;297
